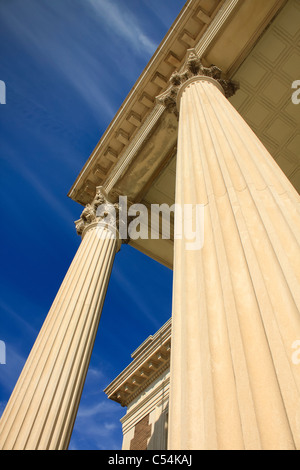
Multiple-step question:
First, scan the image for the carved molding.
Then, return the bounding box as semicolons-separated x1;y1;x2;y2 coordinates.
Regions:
104;104;165;194
156;48;239;113
104;319;172;408
75;186;120;236
74;186;134;249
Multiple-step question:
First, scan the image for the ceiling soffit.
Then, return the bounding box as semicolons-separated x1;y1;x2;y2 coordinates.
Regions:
230;0;300;195
133;0;299;269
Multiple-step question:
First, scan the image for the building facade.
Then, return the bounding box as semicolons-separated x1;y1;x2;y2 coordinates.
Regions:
105;319;171;451
0;0;300;450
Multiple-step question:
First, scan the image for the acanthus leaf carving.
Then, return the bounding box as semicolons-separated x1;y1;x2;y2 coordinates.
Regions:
74;187;133;245
156;48;239;112
75;187;120;237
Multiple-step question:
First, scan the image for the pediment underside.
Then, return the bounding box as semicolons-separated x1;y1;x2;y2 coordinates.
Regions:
69;0;300;269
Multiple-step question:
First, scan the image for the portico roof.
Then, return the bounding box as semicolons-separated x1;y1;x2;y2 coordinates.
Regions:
68;0;299;268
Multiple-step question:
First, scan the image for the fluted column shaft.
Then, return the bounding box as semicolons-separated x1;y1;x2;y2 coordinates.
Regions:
0;193;120;450
168;74;300;450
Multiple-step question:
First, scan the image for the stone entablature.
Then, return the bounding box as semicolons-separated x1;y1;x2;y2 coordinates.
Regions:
68;0;287;208
68;0;227;206
104;319;171;408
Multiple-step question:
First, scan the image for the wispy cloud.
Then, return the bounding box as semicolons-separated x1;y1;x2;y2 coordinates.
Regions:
0;1;117;121
113;266;162;329
77;401;115;419
0;301;38;339
88;0;157;57
16;163;75;224
0;0;160;127
70;365;123;450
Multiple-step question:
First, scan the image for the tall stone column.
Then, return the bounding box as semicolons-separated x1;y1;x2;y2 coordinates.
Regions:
160;51;300;450
0;187;122;450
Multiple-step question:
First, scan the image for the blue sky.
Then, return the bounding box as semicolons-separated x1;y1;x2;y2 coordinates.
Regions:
0;0;186;450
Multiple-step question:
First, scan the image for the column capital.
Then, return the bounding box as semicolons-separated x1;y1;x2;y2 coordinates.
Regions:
74;187;126;248
156;48;239;113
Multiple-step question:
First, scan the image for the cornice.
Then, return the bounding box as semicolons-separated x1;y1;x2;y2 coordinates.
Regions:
104;104;166;195
120;375;170;434
104;319;171;407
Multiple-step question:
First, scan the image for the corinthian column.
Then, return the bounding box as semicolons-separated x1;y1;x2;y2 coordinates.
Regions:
159;50;300;450
0;187;122;450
